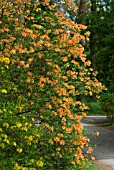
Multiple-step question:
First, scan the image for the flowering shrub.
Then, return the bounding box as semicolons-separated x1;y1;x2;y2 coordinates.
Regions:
100;93;114;124
0;0;105;169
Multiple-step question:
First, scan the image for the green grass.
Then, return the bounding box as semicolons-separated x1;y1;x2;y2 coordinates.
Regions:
81;165;99;170
82;161;100;170
77;162;100;170
84;166;99;170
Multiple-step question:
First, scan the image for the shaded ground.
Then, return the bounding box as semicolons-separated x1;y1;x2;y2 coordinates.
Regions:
82;116;114;170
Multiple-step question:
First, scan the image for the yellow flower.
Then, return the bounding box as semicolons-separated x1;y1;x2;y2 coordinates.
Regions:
48;139;53;144
25;122;29;126
36;134;40;137
28;123;32;128
4;57;10;63
34;139;38;143
3;123;9;128
27;141;32;145
22;127;28;131
1;134;7;139
36;160;43;167
21;115;26;119
17;148;23;153
31;117;35;121
13;162;20;170
19;104;25;111
16;122;22;128
4;139;10;144
12;142;17;146
0;143;4;148
28;135;33;141
1;89;7;94
0;57;10;64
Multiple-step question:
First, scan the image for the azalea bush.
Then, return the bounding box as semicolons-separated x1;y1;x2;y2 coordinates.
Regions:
0;0;105;169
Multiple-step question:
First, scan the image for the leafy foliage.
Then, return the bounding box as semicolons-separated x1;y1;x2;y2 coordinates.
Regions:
87;101;103;115
100;93;114;124
86;0;114;92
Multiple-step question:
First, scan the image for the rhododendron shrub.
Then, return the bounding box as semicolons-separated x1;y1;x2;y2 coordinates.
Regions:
0;0;105;169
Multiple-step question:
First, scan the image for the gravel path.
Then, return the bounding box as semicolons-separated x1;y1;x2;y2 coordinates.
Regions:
82;116;114;170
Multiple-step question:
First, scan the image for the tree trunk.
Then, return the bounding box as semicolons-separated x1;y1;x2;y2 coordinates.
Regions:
90;0;97;101
78;0;86;24
76;0;87;103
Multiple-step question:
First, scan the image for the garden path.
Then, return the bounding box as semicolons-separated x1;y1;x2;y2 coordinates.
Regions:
82;116;114;170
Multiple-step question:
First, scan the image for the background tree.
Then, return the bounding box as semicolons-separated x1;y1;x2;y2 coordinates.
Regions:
94;0;114;93
83;0;114;93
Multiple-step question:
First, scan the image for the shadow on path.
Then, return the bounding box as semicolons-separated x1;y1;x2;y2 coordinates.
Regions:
82;116;114;170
